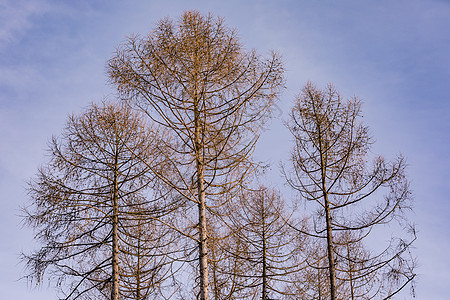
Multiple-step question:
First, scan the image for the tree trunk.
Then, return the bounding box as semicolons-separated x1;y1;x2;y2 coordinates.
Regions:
211;240;220;300
347;243;355;300
319;129;337;300
112;166;120;300
324;193;337;300
197;149;209;300
136;224;142;300
262;205;268;300
194;94;210;300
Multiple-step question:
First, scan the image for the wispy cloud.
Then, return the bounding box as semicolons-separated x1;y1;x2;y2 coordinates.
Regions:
0;0;49;49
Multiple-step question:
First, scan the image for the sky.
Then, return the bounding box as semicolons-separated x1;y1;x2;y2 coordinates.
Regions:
1;0;449;299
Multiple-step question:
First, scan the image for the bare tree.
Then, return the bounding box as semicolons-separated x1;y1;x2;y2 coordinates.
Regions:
229;186;302;300
288;230;387;300
205;211;248;300
107;10;284;300
22;102;178;299
286;236;330;300
198;185;304;300
284;82;416;299
118;197;182;300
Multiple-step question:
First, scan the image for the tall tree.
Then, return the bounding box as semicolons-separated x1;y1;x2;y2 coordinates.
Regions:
233;187;301;299
284;82;416;299
22;102;178;299
205;211;248;300
285;237;330;300
107;11;284;300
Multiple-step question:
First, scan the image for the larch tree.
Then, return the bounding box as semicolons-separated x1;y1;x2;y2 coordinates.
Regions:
287;231;380;299
224;186;301;300
22;102;178;299
286;237;330;300
107;11;284;300
118;193;182;300
205;209;248;300
284;82;416;299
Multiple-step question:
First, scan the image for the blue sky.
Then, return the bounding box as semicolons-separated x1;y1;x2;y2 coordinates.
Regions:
1;0;449;299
